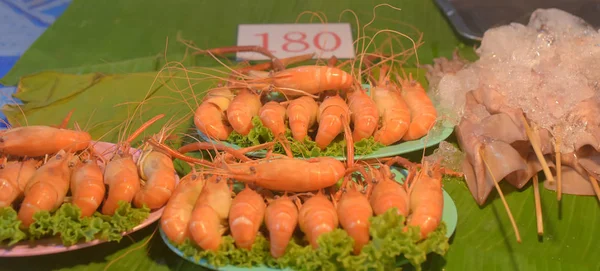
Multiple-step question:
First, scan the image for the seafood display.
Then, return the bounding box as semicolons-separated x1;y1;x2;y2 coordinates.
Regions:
193;47;439;158
153;133;456;270
428;8;600;239
0;115;179;247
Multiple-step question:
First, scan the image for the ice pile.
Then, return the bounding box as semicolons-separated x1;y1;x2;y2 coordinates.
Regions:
428;9;600;205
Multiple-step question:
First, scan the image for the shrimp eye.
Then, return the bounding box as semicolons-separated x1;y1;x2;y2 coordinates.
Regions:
390;173;396;178
0;137;4;143
249;166;256;173
55;154;63;160
191;174;198;180
216;176;222;183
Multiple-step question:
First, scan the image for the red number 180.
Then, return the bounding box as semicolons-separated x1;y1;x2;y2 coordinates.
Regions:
254;31;342;53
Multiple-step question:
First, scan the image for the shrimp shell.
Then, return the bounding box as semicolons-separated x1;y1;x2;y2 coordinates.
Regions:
287;96;319;142
406;162;443;240
315;95;350;150
101;152;141;215
259;101;287;137
229;187;266;250
161;172;205;245
194;88;234;140
134;150;177;210
348;90;379;142
188;176;232;251
372;85;411;145
264;195;298;258
337;185;373;255
18;150;72;228
0;126;91;157
369;166;409;217
400;77;438;141
227;89;262;135
298;193;339;248
70;159;105;217
0;160;37;208
256;66;355;96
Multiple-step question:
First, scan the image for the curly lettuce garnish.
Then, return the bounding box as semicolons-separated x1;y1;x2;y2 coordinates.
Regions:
1;201;150;247
0;207;27;246
226;116;384;157
176;208;449;271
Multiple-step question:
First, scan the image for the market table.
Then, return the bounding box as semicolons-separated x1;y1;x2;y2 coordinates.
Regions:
0;1;598;270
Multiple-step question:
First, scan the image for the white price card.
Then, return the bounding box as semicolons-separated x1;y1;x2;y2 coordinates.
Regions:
236;23;355;61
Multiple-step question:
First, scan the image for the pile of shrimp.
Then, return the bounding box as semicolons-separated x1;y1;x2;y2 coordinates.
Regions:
0;113;178;239
193;45;438;155
149;124;459;259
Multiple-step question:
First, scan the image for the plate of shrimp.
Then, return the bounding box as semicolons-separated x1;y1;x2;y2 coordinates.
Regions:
0;116;181;257
194;80;454;161
157;162;458;271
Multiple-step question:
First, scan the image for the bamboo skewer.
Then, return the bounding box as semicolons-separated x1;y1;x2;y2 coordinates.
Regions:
532;175;544;235
588;174;600;202
521;115;555;185
480;149;522;243
553;136;562;201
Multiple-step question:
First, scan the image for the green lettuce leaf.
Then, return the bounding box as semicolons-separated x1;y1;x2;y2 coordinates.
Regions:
227;116;384;157
0;207;27;246
1;201;150;247
175;208;449;271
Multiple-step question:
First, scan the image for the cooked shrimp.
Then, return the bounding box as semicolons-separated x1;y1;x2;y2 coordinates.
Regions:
194;87;235;140
248;66;356;96
398;74;437;141
18;150;73;228
336;178;372;255
259;101;287;137
161;171;205;245
70;154;105;217
372;66;411;145
102;114;165;215
315;95;350;150
348;89;379;142
134;133;177;210
0;126;91;157
264;194;298;258
298;191;339;248
286;96;319;142
369;165;409;217
405;161;444;240
188;176;232;251
0;159;38;208
227;89;262;135
229;186;266;250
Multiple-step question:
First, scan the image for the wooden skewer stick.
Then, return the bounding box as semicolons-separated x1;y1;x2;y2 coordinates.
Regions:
532;174;544;235
553;135;562;201
587;174;600;202
480;149;522;243
521;115;555;185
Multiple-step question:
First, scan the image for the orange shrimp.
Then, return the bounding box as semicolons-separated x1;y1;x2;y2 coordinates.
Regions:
102;114;165;215
188;175;233;251
248;66;356;96
0;126;91;157
298;191;339;248
372;66;411;145
315;95;350;150
336;178;373;255
264;194;298;258
226;89;262;135
348;89;379;142
259;101;287;137
194;87;235;140
259;101;293;156
160;171;205;245
134;133;177;210
368;165;409;217
228;186;266;250
18;150;73;228
398;74;438;141
286;96;319;142
0;159;38;208
405;161;444;240
218;156;345;192
70;153;105;217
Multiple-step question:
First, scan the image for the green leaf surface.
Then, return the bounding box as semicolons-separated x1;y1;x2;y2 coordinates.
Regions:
0;1;597;271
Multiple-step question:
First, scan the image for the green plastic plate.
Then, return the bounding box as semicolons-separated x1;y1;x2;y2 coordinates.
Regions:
160;167;458;271
196;84;454;160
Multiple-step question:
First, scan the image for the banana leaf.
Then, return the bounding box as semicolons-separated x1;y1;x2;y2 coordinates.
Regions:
0;0;598;271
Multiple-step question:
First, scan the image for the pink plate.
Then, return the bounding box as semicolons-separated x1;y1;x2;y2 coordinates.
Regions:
0;141;180;257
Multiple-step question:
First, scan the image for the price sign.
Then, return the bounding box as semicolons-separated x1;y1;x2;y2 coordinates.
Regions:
236;23;355;61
